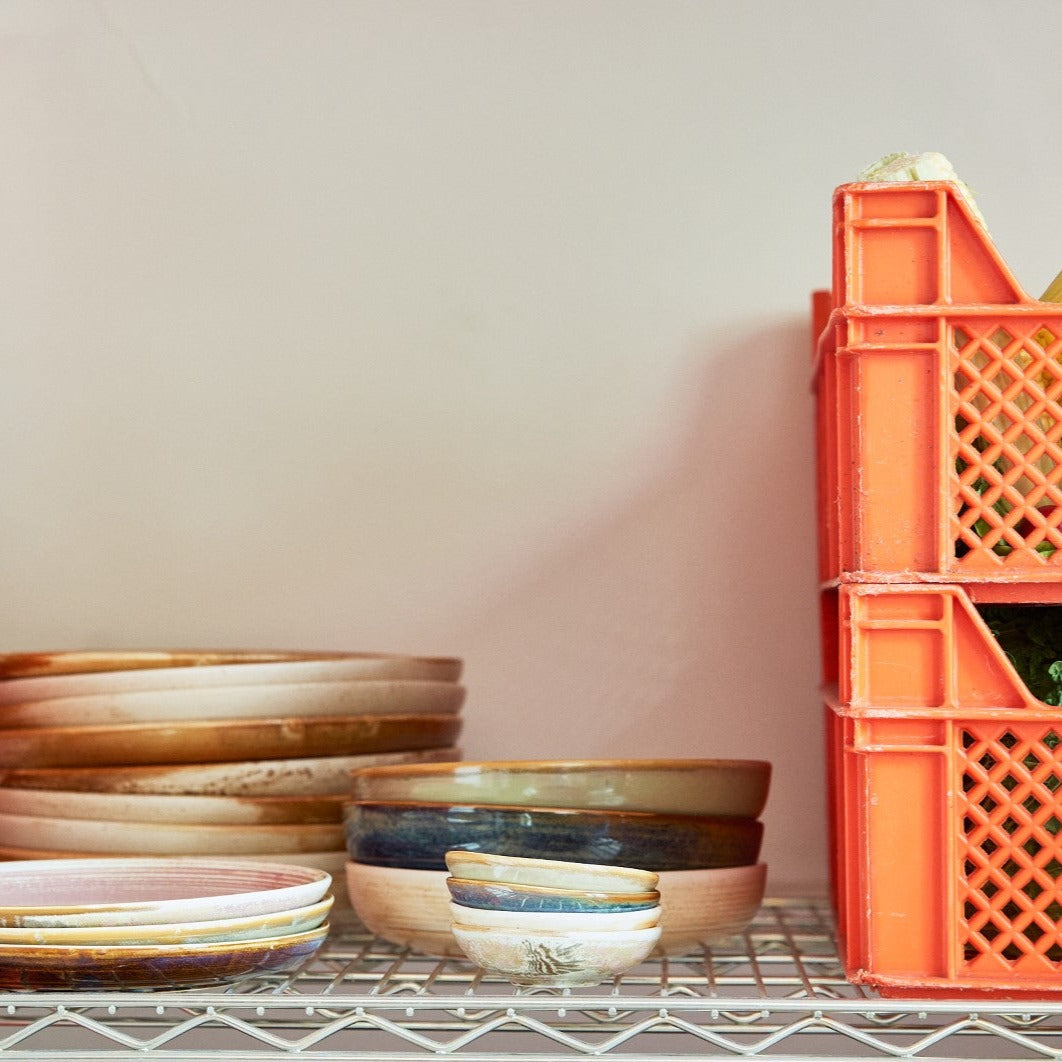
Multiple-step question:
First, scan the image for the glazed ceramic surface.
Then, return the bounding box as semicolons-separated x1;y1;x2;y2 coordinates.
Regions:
0;897;333;946
448;900;659;932
344;801;763;872
450;923;660;988
0;811;344;855
0;714;462;768
0;858;332;928
0;654;461;701
344;861;463;956
349;758;771;818
0;747;461;797
0;680;465;727
444;851;659;893
345;861;765;957
0;787;344;825
652;863;768;955
445;877;660;913
0;925;328;991
0;649;458;680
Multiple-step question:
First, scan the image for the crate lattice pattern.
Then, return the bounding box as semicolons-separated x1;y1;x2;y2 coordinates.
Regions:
952;321;1062;560
961;724;1062;969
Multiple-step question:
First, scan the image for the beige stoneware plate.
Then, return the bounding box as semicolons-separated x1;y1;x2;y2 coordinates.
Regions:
0;811;344;855
0;787;344;825
0;649;459;679
0;714;462;768
0;747;462;796
0;896;333;946
0;857;332;927
0;680;465;727
0;654;462;702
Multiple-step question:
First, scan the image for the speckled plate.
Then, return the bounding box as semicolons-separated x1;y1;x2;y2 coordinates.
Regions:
0;747;462;797
0;924;329;991
0;858;332;928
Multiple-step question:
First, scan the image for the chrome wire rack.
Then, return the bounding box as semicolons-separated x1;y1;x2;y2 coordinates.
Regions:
3;897;1062;1060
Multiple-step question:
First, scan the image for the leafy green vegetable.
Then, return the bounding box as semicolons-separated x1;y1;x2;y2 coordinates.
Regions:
978;605;1062;704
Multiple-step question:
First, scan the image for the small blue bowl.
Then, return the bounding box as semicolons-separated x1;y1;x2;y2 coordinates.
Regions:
445;876;661;913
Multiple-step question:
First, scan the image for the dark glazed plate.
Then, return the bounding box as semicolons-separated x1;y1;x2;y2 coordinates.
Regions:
0;925;328;991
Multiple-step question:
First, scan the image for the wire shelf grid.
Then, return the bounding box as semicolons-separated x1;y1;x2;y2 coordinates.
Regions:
1;898;1062;1059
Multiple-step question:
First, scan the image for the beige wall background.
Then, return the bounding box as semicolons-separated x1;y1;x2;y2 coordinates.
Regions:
3;0;1061;892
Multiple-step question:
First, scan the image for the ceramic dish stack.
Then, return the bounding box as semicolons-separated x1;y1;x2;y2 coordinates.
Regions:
0;857;333;990
446;850;661;987
342;758;771;955
0;650;464;884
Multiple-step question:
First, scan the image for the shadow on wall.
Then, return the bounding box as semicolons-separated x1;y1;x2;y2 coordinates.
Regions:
448;316;825;891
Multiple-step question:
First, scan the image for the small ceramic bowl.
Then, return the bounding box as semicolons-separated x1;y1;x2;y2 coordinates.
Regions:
451;923;661;987
448;900;659;933
446;877;660;913
345;860;766;957
349;758;771;818
444;851;659;894
344;801;763;871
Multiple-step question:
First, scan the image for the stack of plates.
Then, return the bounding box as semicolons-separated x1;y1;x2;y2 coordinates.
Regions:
0;857;333;990
0;650;464;881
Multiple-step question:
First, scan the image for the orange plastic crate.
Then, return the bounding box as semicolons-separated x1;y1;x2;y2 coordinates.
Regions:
815;181;1062;592
825;582;1062;997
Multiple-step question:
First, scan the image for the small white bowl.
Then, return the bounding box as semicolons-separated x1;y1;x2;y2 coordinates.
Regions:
448;900;659;933
444;851;658;895
451;923;661;987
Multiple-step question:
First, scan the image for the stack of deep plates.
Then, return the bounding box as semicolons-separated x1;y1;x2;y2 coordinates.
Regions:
0;650;463;884
0;857;333;990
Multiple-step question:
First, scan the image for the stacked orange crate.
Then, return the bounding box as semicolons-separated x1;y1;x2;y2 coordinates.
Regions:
815;181;1062;997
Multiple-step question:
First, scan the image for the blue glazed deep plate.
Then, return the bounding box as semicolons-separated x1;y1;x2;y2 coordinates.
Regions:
0;925;328;991
446;876;660;913
342;801;763;872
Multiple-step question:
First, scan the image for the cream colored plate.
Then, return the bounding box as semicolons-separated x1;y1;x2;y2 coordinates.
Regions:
0;655;461;702
0;680;465;727
0;649;459;679
0;787;344;825
0;810;343;855
0;857;332;927
0;896;333;945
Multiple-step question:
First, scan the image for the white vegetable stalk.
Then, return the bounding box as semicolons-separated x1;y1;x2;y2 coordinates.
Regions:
859;154;1060;508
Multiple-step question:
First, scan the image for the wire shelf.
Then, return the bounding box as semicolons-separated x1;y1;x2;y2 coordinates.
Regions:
2;897;1062;1059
